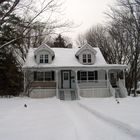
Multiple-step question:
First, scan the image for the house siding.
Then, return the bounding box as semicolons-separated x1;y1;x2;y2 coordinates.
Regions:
80;88;111;98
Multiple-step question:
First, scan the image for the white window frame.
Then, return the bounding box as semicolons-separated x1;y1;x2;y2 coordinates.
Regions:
39;54;49;63
87;54;91;63
82;53;92;64
34;71;54;81
78;71;98;82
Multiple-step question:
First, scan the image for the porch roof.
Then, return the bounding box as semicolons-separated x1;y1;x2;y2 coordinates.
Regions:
23;47;127;70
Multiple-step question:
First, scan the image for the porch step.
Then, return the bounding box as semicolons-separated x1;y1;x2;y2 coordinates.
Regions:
59;90;76;100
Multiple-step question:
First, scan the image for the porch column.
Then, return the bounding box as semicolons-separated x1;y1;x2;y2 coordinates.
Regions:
75;70;80;99
55;70;59;98
106;70;109;88
123;70;126;87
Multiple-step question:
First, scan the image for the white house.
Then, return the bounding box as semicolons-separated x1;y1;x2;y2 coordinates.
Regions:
23;43;128;100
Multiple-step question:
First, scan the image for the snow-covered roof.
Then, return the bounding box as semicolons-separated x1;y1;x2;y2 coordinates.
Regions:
23;47;127;70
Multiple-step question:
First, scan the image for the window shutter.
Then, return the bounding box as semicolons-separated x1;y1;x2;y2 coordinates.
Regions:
52;71;54;80
34;71;37;81
77;71;80;80
95;71;98;80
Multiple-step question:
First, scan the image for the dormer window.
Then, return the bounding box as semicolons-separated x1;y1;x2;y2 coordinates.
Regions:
40;54;48;63
82;54;92;64
88;54;91;63
83;54;86;63
75;44;97;65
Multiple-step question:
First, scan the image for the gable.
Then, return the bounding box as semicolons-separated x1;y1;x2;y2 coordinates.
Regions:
34;44;55;64
75;43;97;65
75;44;97;56
34;44;54;56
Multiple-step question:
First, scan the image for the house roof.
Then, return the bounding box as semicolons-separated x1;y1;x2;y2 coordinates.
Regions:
23;46;127;70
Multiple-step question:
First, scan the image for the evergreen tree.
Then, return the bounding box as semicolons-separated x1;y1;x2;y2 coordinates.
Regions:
0;49;22;96
0;0;23;96
52;34;67;48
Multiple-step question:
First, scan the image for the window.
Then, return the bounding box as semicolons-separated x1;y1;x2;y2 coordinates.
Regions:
39;54;49;63
40;55;43;63
82;53;92;64
37;72;44;81
45;55;48;63
34;71;54;81
45;71;52;81
88;54;91;63
77;71;98;82
83;54;87;63
63;72;69;80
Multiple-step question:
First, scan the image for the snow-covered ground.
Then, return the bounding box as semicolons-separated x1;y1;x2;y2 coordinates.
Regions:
0;97;140;140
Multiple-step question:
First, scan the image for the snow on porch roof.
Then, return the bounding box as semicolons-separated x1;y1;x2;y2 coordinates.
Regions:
23;47;127;70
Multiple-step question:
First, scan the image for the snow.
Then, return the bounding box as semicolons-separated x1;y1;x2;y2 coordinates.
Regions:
23;45;127;69
23;47;108;68
79;97;140;137
0;97;140;140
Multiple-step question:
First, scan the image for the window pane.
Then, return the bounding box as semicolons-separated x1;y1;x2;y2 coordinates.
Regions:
64;72;69;80
88;58;91;63
37;72;44;81
83;54;86;58
88;54;91;63
40;55;43;63
45;71;52;81
45;55;48;63
88;71;95;80
83;54;87;63
88;54;91;58
81;71;87;80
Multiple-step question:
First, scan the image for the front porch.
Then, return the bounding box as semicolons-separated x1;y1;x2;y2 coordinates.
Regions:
23;67;127;99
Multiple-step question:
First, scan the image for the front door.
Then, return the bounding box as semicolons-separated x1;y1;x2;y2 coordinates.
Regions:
62;71;70;88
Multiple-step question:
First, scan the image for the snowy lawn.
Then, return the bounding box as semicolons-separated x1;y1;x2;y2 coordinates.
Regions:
0;97;140;140
79;97;140;136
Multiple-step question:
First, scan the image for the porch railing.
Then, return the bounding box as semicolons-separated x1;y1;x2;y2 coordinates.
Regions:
78;80;107;88
31;81;56;88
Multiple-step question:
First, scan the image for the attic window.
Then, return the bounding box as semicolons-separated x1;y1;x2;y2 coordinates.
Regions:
83;54;86;63
40;54;48;63
88;54;91;63
82;54;92;64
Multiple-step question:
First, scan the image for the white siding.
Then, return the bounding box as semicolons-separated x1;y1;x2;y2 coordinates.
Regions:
80;88;111;98
98;70;106;80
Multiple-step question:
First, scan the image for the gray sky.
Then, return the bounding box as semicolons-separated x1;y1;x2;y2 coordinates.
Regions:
62;0;115;40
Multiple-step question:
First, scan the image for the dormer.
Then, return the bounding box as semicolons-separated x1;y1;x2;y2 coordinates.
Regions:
75;44;97;65
34;44;55;64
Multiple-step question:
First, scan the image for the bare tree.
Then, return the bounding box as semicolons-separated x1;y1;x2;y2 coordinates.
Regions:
79;0;140;95
107;0;140;96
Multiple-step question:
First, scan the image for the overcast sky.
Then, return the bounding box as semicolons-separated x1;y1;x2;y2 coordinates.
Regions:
62;0;115;40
